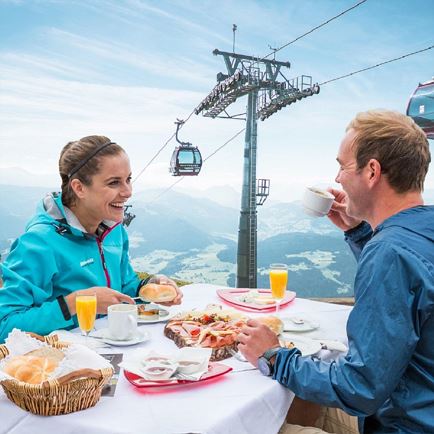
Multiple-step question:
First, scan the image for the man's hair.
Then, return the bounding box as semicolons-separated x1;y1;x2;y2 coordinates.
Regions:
347;110;430;193
59;135;125;207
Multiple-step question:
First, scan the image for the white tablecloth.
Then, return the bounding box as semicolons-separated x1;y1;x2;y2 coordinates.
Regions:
0;284;352;434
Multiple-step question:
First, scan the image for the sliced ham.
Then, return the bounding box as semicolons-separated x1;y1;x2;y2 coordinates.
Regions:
169;325;190;337
182;323;202;337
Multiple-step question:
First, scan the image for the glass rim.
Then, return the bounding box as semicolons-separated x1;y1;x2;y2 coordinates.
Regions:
75;294;97;300
269;263;287;269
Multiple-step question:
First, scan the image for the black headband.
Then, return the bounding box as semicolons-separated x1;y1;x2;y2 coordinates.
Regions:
68;141;115;179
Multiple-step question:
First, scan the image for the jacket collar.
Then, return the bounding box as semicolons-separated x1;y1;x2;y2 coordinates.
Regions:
44;192;118;238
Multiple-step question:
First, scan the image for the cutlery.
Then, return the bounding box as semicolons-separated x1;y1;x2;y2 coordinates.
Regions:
231;367;257;373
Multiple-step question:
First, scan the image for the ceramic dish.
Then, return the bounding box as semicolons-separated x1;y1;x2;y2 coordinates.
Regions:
124;362;232;388
216;288;296;312
281;317;319;332
280;335;322;357
137;305;176;324
91;328;150;346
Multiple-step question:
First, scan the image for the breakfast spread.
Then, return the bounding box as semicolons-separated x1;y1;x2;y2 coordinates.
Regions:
164;307;248;361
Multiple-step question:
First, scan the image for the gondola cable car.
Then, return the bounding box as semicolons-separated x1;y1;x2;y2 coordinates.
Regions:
169;119;203;176
407;78;434;139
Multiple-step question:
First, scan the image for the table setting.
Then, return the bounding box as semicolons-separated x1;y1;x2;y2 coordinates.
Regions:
0;281;351;434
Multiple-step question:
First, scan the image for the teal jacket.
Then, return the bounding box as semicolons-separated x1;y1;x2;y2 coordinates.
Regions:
0;193;142;342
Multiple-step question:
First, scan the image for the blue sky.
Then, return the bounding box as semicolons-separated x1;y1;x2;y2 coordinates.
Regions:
0;0;433;202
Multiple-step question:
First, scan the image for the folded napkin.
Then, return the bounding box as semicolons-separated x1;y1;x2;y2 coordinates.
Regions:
50;330;108;350
53;343;112;378
3;328;46;357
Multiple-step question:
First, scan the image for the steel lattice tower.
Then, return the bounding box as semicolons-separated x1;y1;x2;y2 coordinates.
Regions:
195;49;320;288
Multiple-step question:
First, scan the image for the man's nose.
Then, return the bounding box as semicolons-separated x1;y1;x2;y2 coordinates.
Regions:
335;170;341;184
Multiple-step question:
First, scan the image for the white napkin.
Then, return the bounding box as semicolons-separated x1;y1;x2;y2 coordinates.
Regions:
0;329;47;381
50;329;108;349
3;328;46;357
119;347;212;382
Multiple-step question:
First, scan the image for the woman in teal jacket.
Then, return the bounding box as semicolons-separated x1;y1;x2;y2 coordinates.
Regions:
0;135;182;342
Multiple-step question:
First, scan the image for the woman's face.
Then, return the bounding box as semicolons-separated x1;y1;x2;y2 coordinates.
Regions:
74;151;132;225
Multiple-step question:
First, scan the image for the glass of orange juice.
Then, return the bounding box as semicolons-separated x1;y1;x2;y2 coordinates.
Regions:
76;294;97;339
269;263;288;315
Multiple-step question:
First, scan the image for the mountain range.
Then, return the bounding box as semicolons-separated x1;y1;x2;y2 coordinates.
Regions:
2;183;434;298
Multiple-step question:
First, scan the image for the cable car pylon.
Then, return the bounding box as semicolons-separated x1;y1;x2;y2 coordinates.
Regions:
195;44;320;288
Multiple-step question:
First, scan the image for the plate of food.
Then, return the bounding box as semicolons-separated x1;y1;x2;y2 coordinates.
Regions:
280;335;322;357
216;288;296;312
281;316;319;332
164;306;248;361
123;362;232;388
137;304;176;324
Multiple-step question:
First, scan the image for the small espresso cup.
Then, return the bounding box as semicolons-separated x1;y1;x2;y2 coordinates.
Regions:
302;186;334;217
107;304;138;341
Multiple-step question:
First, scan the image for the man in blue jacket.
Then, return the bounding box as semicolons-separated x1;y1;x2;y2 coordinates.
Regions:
238;110;434;433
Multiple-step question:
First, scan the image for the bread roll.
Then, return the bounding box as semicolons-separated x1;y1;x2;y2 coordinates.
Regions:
139;283;177;303
258;316;284;335
3;354;59;384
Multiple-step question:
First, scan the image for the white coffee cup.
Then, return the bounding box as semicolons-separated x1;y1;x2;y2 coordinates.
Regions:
107;304;138;341
302;186;334;217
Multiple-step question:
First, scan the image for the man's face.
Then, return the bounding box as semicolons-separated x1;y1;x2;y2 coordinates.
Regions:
335;129;370;219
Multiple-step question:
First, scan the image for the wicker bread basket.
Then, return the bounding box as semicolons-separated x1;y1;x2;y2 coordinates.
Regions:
0;333;113;416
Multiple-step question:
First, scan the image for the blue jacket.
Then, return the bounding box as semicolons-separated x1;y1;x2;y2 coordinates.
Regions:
273;206;434;433
0;193;142;342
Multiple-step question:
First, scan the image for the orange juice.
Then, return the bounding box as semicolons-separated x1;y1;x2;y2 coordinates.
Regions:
270;269;288;300
76;295;97;332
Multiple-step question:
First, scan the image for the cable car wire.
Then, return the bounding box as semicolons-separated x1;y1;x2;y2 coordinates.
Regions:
138;42;433;202
132;2;366;183
320;44;434;86
203;128;245;162
260;0;367;61
142;41;433;203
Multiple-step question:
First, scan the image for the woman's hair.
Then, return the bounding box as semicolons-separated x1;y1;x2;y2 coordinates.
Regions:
59;135;125;207
347;110;430;193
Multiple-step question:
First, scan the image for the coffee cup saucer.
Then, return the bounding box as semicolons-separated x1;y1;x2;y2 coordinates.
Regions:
91;328;150;346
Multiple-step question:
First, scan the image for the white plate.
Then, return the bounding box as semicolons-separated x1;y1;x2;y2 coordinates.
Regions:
137;310;177;324
91;328;150;346
281;317;319;332
281;334;322;357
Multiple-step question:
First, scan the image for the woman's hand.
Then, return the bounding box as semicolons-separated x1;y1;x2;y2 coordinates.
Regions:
65;286;135;315
237;319;280;366
148;274;183;306
327;188;362;231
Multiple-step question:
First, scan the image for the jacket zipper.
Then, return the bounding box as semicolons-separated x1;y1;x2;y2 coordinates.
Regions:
96;238;111;287
95;222;120;287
